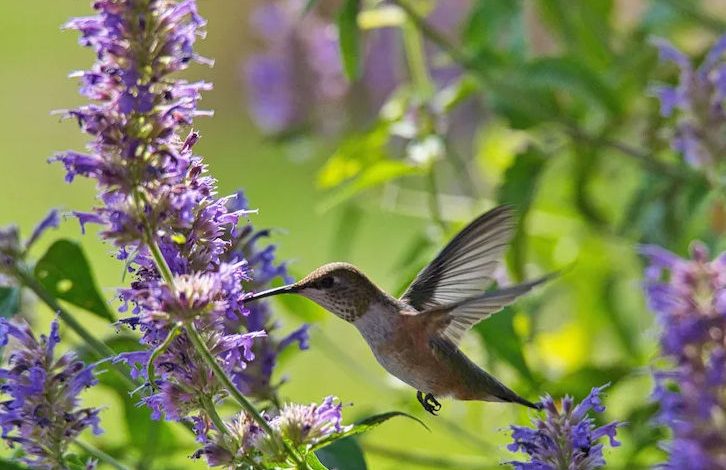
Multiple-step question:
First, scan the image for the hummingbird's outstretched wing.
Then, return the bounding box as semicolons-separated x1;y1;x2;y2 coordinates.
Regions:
400;205;515;312
430;274;554;345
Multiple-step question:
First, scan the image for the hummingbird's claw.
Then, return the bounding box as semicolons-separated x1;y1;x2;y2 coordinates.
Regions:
417;391;442;416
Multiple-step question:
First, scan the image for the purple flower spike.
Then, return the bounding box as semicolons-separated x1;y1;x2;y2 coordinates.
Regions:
507;384;622;469
0;318;101;469
643;243;726;469
57;1;310;441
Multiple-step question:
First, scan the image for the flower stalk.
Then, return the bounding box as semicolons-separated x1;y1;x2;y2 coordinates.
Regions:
186;322;307;468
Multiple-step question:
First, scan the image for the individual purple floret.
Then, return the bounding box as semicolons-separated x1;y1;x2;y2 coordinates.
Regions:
650;35;726;170
0;318;101;469
507;384;621;470
193;396;349;467
642;243;726;469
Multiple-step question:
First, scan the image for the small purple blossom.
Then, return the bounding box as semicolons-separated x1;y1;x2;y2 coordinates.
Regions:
272;395;349;448
193;396;349;467
0;318;101;469
650;35;726;170
507;384;622;470
642;243;726;469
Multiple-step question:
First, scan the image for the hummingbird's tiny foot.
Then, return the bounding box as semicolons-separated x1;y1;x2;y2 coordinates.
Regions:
416;392;441;415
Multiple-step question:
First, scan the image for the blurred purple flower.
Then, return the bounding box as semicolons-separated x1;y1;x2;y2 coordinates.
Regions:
642;243;726;469
650;35;726;169
0;318;101;469
507;384;621;470
244;0;472;137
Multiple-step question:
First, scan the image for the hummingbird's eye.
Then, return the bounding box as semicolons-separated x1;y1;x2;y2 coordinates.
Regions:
319;276;334;289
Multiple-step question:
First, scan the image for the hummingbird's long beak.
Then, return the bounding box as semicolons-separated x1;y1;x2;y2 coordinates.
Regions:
245;284;298;301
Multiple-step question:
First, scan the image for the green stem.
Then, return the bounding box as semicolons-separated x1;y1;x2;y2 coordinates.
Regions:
12;264;136;390
146;323;182;390
426;167;447;232
400;8;434;99
143;223;175;286
186;322;307;469
201;394;231;437
74;439;131;470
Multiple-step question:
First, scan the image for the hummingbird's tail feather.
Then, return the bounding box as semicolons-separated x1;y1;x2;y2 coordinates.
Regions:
494;391;542;410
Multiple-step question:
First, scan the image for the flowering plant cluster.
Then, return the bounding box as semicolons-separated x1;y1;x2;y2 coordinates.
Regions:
643;244;726;468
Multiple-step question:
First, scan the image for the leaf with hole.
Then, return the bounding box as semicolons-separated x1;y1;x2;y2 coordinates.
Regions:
34;239;113;321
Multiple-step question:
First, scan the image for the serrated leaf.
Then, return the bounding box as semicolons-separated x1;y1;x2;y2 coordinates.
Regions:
312;411;428;452
0;286;21;317
337;0;361;81
34;240;113;321
473;307;535;385
315;437;366;470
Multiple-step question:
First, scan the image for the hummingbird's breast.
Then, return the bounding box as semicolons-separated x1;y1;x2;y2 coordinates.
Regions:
353;300;461;396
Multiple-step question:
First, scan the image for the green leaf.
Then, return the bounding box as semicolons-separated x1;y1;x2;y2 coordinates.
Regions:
318;160;423;212
316;437;366;470
63;454;88;470
522;57;621;115
34;239;114;321
545;365;630;398
463;0;526;63
305;452;331;470
473;307;535;385
331;204;363;259
312;411;428;452
337;0;361;81
497;149;547;280
0;286;21;317
0;458;29;470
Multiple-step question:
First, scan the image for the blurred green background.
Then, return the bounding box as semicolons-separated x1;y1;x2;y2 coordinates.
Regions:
1;0;725;468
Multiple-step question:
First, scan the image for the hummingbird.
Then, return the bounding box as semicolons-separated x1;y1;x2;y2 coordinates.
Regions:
246;206;551;415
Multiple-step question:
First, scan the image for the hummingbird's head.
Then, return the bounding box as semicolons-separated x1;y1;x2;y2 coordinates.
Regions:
245;262;379;322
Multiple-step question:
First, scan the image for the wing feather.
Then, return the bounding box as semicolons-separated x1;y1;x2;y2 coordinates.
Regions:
400;206;515;311
437;275;554;345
